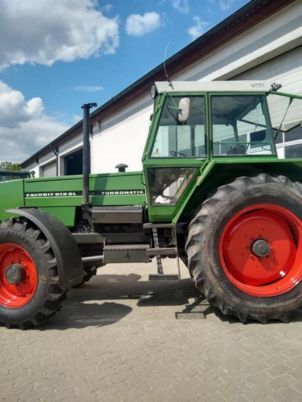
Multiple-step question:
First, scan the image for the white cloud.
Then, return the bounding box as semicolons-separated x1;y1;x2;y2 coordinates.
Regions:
0;0;119;69
217;0;236;11
0;81;68;162
188;17;209;40
0;82;44;128
169;0;190;14
74;85;104;92
126;12;161;37
101;4;113;13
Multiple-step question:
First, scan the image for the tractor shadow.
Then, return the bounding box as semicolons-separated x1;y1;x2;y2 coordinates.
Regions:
42;273;302;329
82;274;198;305
41;300;133;330
42;274;199;330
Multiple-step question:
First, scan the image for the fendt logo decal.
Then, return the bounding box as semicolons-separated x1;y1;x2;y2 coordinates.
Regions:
25;190;145;198
25;192;79;198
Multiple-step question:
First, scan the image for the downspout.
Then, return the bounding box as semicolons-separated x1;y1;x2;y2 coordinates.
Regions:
51;146;59;176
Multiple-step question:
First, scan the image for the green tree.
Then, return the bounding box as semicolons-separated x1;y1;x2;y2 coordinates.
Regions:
0;162;22;171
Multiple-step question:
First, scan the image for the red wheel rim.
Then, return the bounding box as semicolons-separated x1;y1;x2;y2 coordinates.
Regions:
219;204;302;297
0;243;38;308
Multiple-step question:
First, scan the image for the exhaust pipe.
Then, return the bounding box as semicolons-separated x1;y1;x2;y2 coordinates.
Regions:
81;103;97;206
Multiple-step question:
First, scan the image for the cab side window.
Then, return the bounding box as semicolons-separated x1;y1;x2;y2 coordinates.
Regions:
211;95;274;156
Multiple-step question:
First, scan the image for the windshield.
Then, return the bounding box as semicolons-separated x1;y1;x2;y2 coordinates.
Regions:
151;95;206;158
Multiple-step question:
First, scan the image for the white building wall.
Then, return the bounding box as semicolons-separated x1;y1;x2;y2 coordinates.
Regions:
25;161;39;178
91;96;152;173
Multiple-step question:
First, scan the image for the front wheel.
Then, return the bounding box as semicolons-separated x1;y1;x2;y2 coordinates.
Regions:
0;219;65;328
186;174;302;323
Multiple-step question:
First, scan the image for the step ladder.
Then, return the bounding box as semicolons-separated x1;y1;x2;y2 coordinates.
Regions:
144;223;181;281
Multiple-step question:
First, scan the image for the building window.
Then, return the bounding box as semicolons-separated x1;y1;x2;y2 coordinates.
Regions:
284;126;302;143
274;130;283;144
285;144;302;158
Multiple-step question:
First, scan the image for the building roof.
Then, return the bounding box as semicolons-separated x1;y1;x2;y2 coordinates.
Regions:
21;0;294;168
155;80;272;94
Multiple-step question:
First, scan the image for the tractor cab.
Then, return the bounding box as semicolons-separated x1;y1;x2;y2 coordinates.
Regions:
143;81;302;221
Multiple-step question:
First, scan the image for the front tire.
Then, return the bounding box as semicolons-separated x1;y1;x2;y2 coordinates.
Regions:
0;218;65;328
186;174;302;323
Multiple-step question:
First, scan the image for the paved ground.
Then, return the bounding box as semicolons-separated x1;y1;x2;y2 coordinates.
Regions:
1;260;302;402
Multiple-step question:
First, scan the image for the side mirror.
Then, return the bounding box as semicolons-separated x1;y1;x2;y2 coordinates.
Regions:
178;97;191;122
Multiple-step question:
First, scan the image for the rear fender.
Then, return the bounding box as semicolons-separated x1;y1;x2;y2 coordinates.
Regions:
6;208;84;289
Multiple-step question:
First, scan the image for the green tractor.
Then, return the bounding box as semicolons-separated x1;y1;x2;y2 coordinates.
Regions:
0;80;302;328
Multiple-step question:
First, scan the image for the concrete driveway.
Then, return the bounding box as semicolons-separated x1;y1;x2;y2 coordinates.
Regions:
1;260;302;402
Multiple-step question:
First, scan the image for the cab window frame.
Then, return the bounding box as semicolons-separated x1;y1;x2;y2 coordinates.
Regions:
149;93;207;159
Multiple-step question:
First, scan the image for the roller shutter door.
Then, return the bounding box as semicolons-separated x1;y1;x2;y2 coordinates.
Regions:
40;161;56;177
233;46;302;94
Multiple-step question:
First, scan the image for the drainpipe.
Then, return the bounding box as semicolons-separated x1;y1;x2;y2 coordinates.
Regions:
51;146;59;176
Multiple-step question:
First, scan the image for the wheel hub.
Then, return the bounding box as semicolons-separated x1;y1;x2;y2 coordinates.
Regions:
0;243;38;308
251;239;270;258
5;264;25;285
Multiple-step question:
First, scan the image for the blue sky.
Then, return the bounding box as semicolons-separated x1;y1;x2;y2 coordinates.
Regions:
0;0;248;162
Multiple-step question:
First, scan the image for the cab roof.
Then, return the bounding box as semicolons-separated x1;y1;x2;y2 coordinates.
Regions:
155;80;272;94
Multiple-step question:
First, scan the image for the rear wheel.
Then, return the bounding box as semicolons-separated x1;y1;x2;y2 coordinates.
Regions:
0;219;65;328
186;174;302;323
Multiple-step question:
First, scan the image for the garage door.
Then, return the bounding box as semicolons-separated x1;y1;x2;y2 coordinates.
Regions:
233;46;302;94
40;161;56;177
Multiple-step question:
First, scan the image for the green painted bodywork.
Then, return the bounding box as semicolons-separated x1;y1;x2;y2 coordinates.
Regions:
0;88;301;228
0;172;145;226
0;179;25;220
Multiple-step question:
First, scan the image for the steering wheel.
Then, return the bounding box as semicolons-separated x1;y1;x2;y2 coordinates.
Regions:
170;150;186;157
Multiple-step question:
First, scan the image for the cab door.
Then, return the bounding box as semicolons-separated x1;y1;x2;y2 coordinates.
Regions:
143;92;208;222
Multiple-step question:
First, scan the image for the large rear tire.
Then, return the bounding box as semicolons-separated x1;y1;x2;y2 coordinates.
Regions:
0;218;65;328
186;174;302;323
